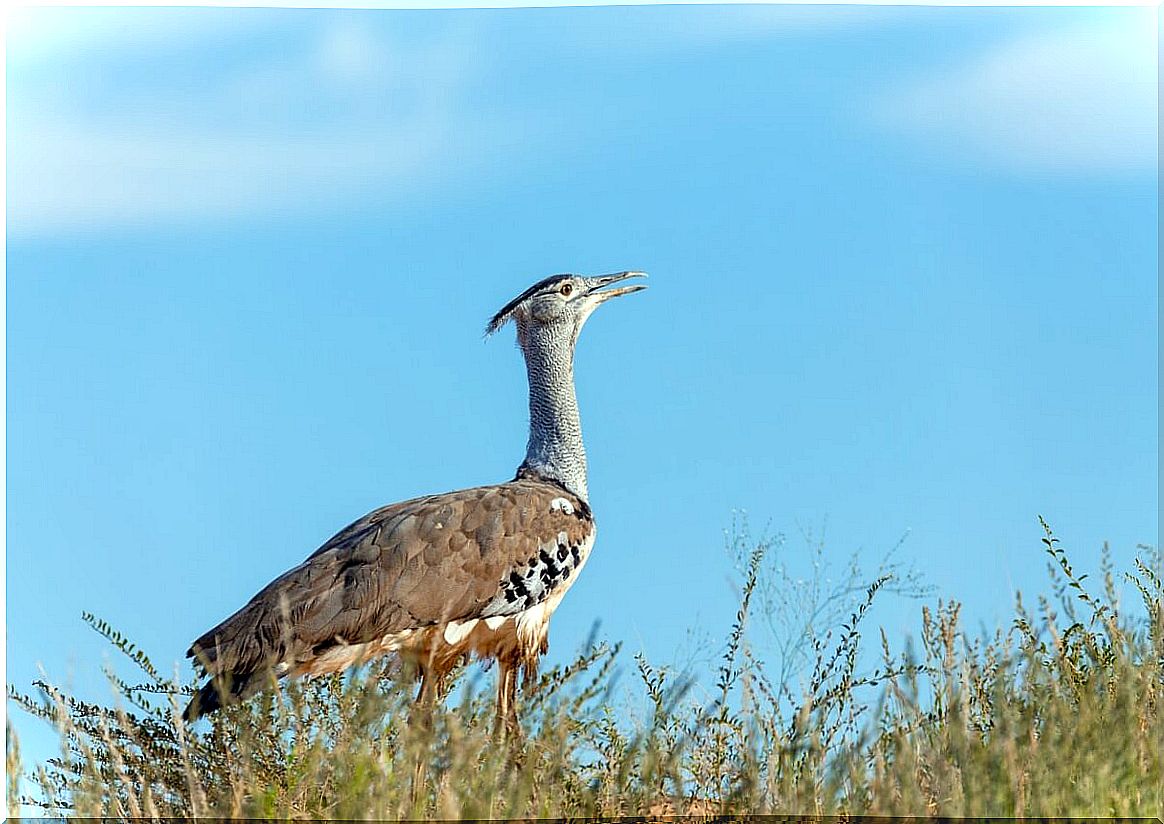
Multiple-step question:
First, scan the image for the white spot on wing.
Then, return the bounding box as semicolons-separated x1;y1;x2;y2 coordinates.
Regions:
484;615;508;630
549;497;574;515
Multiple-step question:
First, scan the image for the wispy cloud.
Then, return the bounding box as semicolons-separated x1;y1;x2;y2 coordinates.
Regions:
7;14;523;238
6;6;255;68
14;7;1153;239
8;114;464;236
870;11;1158;177
7;6;822;239
574;3;880;51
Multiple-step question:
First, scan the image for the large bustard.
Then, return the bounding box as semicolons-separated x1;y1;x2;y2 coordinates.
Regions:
184;271;647;726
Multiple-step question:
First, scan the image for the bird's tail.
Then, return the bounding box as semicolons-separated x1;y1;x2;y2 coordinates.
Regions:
183;669;267;722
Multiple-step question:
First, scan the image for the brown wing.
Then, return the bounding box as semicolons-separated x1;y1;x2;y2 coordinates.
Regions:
187;478;593;680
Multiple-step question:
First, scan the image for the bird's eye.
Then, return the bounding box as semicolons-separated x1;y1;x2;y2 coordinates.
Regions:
559;283;573;297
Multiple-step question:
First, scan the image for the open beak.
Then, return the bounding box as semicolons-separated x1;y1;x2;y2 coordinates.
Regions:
587;270;648;304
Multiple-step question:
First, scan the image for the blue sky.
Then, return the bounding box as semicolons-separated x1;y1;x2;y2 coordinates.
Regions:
6;3;1158;772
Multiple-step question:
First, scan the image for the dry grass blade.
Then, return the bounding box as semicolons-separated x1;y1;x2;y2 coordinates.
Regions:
7;519;1161;818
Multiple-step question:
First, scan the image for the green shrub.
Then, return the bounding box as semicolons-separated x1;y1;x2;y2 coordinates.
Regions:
8;519;1160;818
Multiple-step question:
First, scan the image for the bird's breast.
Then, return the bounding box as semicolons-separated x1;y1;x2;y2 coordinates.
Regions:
481;520;595;618
391;526;596;673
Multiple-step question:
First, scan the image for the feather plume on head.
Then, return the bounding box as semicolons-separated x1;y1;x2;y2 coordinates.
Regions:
485;274;574;337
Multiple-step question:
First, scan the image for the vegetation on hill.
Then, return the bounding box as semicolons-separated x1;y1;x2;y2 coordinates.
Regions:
7;518;1161;818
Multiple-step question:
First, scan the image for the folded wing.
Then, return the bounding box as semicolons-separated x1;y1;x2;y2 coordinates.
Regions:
184;478;592;716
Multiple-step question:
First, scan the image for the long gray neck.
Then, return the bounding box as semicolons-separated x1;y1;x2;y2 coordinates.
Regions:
517;324;588;502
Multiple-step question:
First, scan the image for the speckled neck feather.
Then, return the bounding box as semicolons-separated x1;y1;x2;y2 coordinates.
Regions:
516;321;588;503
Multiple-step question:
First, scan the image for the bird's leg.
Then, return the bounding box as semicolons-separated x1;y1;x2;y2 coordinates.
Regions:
494;660;521;743
409;666;441;812
492;659;527;783
413;653;454;729
415;668;438;710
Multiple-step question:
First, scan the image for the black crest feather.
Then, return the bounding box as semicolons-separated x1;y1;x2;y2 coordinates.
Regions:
485;274;573;336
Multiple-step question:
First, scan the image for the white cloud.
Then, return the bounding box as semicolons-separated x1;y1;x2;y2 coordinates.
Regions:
6;18;522;238
5;6;258;68
3;4;880;240
316;19;391;80
14;7;1155;238
871;11;1158;176
9;115;453;236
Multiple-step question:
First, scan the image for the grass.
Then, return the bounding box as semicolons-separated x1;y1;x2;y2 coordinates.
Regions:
7;517;1161;818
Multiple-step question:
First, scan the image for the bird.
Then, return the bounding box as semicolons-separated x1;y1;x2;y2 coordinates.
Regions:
183;270;647;731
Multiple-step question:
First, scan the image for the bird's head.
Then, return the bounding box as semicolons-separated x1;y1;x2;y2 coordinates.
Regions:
486;271;647;350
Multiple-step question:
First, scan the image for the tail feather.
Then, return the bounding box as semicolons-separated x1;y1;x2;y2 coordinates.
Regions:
183;669;268;722
183;681;224;723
